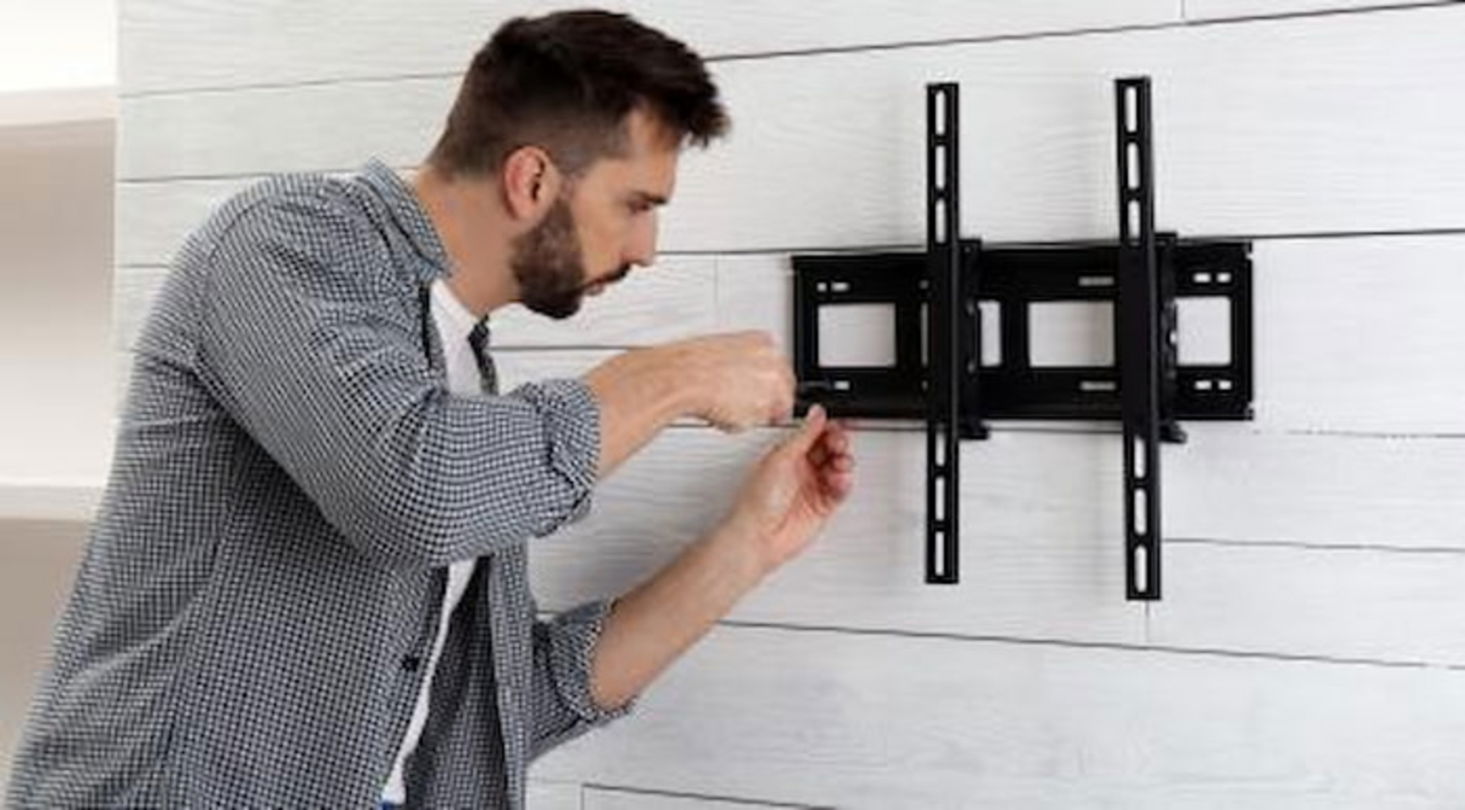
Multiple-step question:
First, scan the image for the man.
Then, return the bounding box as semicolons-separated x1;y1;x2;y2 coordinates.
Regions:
4;10;854;809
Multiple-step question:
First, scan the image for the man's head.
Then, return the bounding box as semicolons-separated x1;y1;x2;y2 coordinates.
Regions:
427;10;728;318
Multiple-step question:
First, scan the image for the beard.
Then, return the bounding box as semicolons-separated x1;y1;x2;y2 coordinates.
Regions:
510;195;629;320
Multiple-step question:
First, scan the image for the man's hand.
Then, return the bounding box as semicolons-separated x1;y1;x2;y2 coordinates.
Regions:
721;404;854;576
671;330;795;433
586;403;854;712
582;330;795;478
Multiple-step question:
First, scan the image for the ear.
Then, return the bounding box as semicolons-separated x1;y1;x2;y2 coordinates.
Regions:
500;145;562;223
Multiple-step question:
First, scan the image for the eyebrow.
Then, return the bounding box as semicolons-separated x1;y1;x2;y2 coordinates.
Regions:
629;190;669;207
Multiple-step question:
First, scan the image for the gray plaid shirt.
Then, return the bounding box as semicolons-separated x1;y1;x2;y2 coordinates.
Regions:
5;160;631;809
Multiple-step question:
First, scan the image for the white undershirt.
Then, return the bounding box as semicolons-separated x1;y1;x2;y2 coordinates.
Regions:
380;279;483;804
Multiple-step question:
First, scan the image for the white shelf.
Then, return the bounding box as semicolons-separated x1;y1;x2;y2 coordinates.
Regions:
0;481;103;523
0;86;115;128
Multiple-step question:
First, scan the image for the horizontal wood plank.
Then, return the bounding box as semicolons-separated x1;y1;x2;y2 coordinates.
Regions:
120;0;1181;95
118;176;286;267
1153;540;1465;666
535;624;1465;808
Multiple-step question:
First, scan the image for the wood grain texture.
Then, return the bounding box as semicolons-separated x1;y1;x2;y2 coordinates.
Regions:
120;0;1182;94
526;424;1465;665
527;781;582;810
535;623;1465;809
118;175;292;267
119;7;1465;248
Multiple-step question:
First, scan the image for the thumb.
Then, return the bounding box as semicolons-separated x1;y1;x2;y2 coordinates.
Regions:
784;404;828;455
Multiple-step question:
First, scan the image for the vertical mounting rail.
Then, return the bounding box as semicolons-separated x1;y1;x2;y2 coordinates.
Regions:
926;83;962;584
1116;77;1163;601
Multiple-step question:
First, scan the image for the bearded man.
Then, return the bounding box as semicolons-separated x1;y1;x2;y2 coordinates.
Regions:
5;10;854;809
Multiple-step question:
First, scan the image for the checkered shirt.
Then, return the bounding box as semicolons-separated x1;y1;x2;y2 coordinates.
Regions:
4;159;632;808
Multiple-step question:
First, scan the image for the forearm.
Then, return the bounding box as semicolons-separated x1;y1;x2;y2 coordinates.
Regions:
582;346;696;479
587;520;766;711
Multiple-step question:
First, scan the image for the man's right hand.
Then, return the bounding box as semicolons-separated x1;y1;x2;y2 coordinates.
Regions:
582;330;795;478
667;330;795;433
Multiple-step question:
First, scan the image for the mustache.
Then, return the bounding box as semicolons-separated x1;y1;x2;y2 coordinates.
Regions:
585;264;633;290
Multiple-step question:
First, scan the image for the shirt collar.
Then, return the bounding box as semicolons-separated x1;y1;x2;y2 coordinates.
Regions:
358;158;452;280
428;278;483;348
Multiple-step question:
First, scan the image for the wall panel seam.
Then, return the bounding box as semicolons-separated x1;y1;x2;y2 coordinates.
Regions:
585;782;832;809
1183;0;1462;26
713;620;1461;671
536;611;1465;671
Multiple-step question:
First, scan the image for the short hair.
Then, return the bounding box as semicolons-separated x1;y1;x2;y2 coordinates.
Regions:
427;9;729;179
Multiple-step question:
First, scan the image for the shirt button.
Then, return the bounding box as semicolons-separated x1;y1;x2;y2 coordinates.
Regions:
401;655;422;673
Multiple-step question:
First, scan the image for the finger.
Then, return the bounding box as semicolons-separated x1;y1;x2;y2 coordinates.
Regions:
814;426;849;465
831;474;854;501
820;468;854;503
810;428;844;467
808;437;831;467
825;425;850;456
785;404;828;455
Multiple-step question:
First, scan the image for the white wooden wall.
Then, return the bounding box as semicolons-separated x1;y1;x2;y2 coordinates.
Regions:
119;2;1465;807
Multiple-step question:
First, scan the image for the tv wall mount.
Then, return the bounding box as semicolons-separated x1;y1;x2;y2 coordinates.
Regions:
791;78;1254;601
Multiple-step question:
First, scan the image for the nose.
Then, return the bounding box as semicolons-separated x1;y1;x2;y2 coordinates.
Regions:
626;209;659;269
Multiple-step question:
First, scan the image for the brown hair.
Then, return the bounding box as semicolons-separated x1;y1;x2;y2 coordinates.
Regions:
427;9;729;179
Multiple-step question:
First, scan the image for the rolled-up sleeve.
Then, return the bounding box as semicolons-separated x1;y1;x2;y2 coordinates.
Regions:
194;190;600;570
528;599;637;760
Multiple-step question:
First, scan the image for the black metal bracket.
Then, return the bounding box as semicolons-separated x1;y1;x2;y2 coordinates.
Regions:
926;83;968;585
792;77;1254;600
